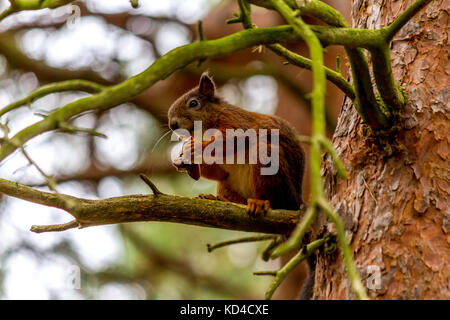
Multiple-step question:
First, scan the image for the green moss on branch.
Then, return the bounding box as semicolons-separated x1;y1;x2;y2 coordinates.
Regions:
0;24;383;162
0;80;105;117
0;178;303;235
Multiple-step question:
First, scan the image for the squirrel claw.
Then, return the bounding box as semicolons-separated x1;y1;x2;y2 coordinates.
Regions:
198;193;219;200
246;199;271;217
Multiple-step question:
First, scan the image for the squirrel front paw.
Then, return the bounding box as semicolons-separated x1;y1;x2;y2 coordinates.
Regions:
179;136;216;165
246;199;271;217
173;136;217;180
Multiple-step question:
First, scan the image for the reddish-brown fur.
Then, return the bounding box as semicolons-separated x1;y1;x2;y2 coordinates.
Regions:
168;73;305;212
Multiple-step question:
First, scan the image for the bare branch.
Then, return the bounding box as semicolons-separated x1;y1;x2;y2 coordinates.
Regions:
139;174;163;196
206;235;277;252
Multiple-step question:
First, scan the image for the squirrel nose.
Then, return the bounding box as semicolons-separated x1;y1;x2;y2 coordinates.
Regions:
169;120;179;131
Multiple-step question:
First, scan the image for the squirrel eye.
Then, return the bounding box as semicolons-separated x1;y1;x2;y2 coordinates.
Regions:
189;99;199;108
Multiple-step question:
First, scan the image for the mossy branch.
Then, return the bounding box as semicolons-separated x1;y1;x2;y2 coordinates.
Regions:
265;236;328;300
0;0;76;22
293;0;392;128
0;0;431;160
0;80;105;117
0;24;377;163
249;0;432;129
0;178;304;235
267;43;356;100
264;0;367;300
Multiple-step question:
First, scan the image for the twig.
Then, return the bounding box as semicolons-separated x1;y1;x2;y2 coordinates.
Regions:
197;20;205;41
318;135;348;179
58;122;107;138
139;174;163;196
270;203;316;258
261;235;283;261
0;6;14;21
267;44;356;100
130;0;139;9
0;123;58;192
336;55;341;74
31;220;79;233
253;271;277;276
19;145;58;192
207;234;277;252
0;80;105;117
265;237;328;300
296;135;312;144
384;0;433;41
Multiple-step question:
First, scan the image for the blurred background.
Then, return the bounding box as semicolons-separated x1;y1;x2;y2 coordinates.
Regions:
0;0;350;299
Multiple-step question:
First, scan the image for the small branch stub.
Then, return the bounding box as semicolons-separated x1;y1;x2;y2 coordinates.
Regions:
139;174;163;196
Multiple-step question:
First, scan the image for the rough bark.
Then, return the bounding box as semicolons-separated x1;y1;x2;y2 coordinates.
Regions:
314;0;449;299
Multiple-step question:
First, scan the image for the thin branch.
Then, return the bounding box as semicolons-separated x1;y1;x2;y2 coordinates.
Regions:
0;178;304;235
207;235;277;252
0;0;76;22
139;174;163;196
19;145;58;192
0;80;106;117
0;123;58;192
197;20;205;41
318;135;348;179
28;157;174;186
270;203;316;258
384;0;433;41
0;24;341;163
58;122;107;138
261;235;283;261
296;135;312;144
264;237;328;300
0;6;14;21
253;271;277;276
370;45;406;109
294;0;392;129
267;43;356;100
31;220;79;233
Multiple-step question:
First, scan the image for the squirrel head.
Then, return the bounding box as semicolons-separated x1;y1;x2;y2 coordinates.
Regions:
168;72;222;135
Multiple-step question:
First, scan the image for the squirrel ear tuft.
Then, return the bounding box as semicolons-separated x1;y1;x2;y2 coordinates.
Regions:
199;72;215;97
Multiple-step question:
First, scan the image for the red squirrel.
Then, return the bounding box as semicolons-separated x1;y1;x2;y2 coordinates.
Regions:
167;72;305;215
168;73;314;299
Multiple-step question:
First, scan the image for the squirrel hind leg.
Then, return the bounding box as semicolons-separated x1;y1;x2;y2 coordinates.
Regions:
246;199;271;217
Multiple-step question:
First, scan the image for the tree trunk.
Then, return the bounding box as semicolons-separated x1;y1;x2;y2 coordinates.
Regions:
313;0;449;299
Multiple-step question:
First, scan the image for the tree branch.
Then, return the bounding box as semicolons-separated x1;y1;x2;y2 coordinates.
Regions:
0;178;304;235
207;234;277;252
0;0;76;22
384;0;433;41
265;236;328;300
267;43;355;100
0;24;377;163
0;80;105;117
